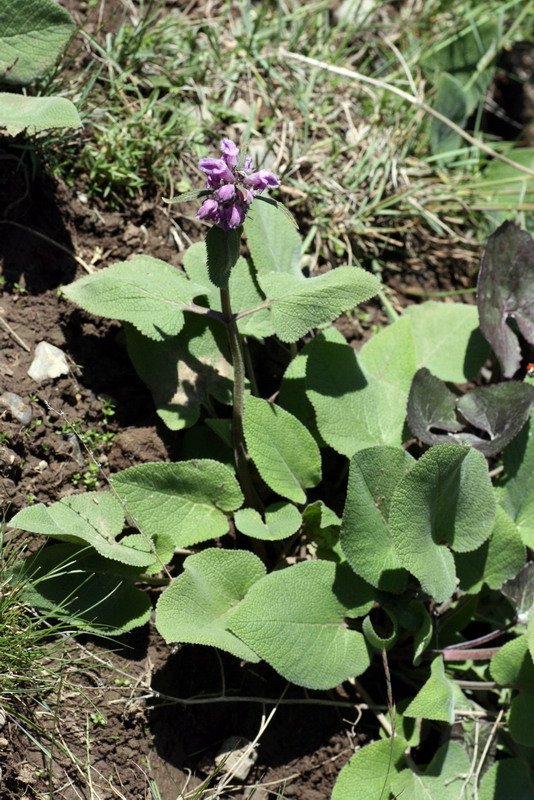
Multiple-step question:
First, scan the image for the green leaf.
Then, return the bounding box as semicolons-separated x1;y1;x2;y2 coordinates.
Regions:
475;148;534;224
0;93;81;136
490;635;534;689
110;460;243;548
119;533;175;575
183;243;273;338
389;445;496;602
404;656;455;723
391;741;471;800
9;492;155;567
455;506;525;594
509;689;534;746
498;416;534;548
341;446;414;591
63;256;205;341
477;222;534;378
16;544;151;634
259;267;381;343
155;549;265;661
228;560;373;689
403;301;489;382
205;225;241;289
331;737;407;800
244;195;302;277
412;601;433;666
479;759;534;800
501;562;534;624
125;315;233;431
234;502;302;540
362;608;398;650
306;318;416;456
430;72;468;155
243;396;321;504
0;0;74;84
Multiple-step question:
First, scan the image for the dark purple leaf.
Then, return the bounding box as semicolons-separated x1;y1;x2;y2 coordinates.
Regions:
407;368;534;456
477;221;534;377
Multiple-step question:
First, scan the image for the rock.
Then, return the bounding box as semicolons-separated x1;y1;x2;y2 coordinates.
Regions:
0;392;32;425
27;342;69;382
214;735;257;782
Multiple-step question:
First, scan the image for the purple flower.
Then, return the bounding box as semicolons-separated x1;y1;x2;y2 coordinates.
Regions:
196;139;280;230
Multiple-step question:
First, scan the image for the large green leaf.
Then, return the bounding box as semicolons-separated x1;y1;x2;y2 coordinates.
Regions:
16;543;151;634
403;301;489;382
243;396;321;503
391;741;472;800
125;315;233;431
404;656;455;723
205;225;241;289
63;256;205;341
234;502;302;540
490;635;534;689
509;689;534;746
389;445;496;602
9;492;154;568
183;244;273;339
0;93;81;136
228;560;373;689
244;196;302;277
455;506;525;594
258;268;380;343
110;460;243;547
430;72;468;155
156;549;265;661
331;737;407;800
474;148;534;224
341;446;414;591
497;416;534;548
306;318;416;456
0;0;74;84
477;222;534;378
479;759;534;800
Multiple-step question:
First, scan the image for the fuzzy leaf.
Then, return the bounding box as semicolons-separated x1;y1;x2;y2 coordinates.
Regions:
63;256;205;341
205;225;241;288
244;196;302;277
243;396;321;503
259;267;381;343
501;562;534;624
477;222;534;378
490;635;534;689
9;492;155;567
183;243;273;338
156;549;265;661
391;741;472;800
228;560;373;689
498;416;534;548
404;657;455;723
331;737;407;800
16;543;151;633
110;460;243;548
234;502;302;540
403;302;489;382
125;315;233;431
479;759;534;800
389;445;496;602
341;446;414;591
0;93;81;136
0;0;74;84
509;690;534;746
455;506;525;593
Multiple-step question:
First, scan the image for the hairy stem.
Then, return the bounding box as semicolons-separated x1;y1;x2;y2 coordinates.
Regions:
220;287;263;511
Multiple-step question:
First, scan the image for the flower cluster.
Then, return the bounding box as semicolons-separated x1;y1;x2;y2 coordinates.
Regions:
197;139;280;231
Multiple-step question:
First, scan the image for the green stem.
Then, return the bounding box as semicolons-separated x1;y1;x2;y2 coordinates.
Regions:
220;287;263;511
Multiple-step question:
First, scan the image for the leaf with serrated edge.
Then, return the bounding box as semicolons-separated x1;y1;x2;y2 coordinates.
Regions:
389;445;496;602
341;446;414;592
63;256;205;341
234;502;302;540
0;94;81;136
391;741;472;800
156;549;265;661
404;657;455;723
243;396;321;504
497;415;534;548
110;460;243;548
490;635;534;688
228;560;373;689
9;493;154;567
331;737;407;800
244;196;302;277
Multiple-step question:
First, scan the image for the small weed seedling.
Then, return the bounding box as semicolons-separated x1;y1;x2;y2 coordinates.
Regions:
8;137;534;798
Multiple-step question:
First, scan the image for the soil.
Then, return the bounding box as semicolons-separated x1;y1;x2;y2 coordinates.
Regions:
1;3;529;798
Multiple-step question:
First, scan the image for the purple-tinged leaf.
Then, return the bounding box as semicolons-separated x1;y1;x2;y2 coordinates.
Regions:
477;221;534;377
407;368;534;456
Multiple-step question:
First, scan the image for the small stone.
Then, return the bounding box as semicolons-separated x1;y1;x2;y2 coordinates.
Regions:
28;342;69;383
0;706;6;729
215;735;257;782
0;392;32;425
0;736;8;748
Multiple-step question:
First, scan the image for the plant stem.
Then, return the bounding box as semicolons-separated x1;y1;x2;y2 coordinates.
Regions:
220;287;263;511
